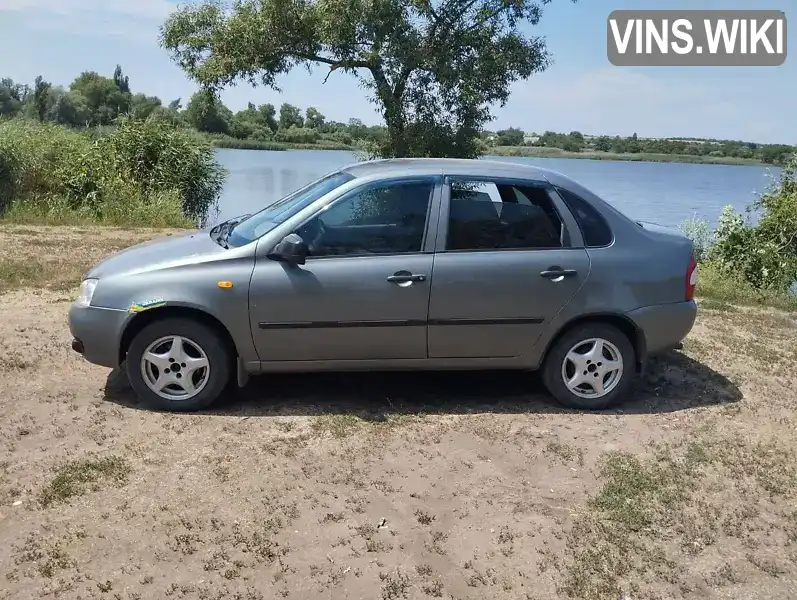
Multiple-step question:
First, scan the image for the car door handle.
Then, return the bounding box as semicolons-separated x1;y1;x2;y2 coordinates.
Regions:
387;273;426;283
540;267;578;279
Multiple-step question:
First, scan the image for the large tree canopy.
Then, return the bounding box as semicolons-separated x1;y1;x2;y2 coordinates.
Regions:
160;0;563;158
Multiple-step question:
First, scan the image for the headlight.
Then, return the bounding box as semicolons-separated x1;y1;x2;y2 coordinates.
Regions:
74;279;98;308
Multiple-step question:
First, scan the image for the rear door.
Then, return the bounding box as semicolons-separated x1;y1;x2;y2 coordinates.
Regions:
427;177;591;359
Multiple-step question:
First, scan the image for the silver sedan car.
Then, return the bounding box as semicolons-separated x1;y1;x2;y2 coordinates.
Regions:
69;158;698;412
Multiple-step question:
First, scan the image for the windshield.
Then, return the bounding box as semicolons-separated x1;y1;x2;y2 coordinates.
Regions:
225;171;355;247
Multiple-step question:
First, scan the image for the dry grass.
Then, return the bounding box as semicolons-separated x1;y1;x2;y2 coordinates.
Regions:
0;225;186;293
561;435;796;599
0;224;795;599
39;456;131;507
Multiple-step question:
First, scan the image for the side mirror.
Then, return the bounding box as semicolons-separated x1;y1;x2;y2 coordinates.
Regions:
268;233;308;266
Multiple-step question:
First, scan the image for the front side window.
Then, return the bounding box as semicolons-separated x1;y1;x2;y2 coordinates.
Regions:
295;180;434;257
445;180;564;251
226;171;355;247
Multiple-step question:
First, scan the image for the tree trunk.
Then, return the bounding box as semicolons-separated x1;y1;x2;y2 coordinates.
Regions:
384;107;408;158
370;66;409;158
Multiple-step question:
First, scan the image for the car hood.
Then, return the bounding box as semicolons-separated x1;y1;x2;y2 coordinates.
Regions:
86;230;227;279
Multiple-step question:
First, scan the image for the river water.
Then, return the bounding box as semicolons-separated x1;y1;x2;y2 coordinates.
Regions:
211;148;781;229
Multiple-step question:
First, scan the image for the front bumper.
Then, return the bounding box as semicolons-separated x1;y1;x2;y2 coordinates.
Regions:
68;304;130;369
626;300;697;357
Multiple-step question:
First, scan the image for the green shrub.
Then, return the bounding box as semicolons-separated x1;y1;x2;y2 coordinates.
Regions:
696;260;797;311
106;116;225;222
0;117;226;226
3;187;188;228
709;156;797;292
0;120;90;208
677;213;711;262
326;130;353;146
275;126;320;144
210;137;287;151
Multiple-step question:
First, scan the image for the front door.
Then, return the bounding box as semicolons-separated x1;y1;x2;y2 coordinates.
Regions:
428;178;591;359
249;178;438;362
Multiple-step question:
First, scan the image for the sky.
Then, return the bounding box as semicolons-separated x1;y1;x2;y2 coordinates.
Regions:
0;0;793;144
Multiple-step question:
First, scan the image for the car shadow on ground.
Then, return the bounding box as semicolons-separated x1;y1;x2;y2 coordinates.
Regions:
104;350;742;417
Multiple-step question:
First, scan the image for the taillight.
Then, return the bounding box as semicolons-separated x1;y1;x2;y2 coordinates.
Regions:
685;253;698;300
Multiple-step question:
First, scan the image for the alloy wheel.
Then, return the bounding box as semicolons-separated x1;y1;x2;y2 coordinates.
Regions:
560;337;624;399
140;335;211;400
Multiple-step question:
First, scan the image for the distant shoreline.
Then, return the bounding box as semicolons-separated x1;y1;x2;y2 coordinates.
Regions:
487;146;766;166
210;138;353;152
210;138;772;166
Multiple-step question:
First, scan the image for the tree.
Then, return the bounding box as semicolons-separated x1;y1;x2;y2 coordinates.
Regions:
33;76;51;122
279;103;303;129
257;103;278;132
70;71;131;124
130;93;163;120
304;106;325;129
160;0;570;158
0;78;30;118
230;113;257;139
593;136;611;152
49;89;91;126
495;127;524;146
0;79;28;117
113;64;131;94
184;89;232;134
149;104;184;125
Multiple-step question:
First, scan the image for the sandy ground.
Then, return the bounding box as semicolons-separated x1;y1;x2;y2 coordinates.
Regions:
1;226;796;600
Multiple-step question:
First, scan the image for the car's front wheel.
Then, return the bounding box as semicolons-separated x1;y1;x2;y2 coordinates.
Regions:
126;318;231;412
541;323;636;410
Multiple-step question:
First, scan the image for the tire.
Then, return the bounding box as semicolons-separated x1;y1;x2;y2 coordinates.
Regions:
541;323;636;410
126;318;232;412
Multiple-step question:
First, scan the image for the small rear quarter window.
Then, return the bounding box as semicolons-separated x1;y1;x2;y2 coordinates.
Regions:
556;187;613;247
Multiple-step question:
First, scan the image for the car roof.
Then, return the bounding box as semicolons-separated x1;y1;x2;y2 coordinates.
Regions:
341;157;551;182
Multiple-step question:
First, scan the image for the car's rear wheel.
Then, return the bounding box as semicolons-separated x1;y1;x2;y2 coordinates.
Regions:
541;323;636;410
126;318;231;412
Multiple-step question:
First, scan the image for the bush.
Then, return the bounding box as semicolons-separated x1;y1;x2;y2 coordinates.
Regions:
326;130;353;146
677;213;711;262
211;137;286;151
274;126;320;144
0;119;89;208
709;156;797;292
0;117;226;226
696;260;797;311
106;116;226;222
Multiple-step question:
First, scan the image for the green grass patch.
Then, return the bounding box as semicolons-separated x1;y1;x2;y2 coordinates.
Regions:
39;456;132;507
311;411;416;438
311;414;364;438
210;137;288;151
0;259;45;294
209;135;354;152
1;194;193;228
696;261;797;312
544;440;585;466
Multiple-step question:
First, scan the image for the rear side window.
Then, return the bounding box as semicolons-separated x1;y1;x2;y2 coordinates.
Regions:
556;187;613;247
446;180;564;251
